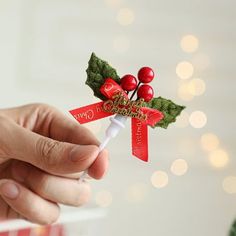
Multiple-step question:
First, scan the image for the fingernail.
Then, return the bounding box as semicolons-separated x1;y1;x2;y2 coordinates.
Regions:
0;181;19;199
70;145;98;162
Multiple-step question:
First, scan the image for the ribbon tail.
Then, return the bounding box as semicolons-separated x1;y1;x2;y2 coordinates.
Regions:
131;118;148;162
69;101;113;124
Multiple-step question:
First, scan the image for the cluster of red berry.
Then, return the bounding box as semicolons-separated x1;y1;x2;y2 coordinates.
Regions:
120;67;155;102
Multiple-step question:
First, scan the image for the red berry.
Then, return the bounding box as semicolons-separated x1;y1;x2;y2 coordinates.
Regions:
120;74;137;91
137;84;154;102
138;67;155;83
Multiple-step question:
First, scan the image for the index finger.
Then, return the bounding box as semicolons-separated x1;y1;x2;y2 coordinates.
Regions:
47;108;100;146
39;105;109;179
1;104;100;146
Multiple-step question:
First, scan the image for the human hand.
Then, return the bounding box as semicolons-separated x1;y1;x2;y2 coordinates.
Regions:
0;104;108;224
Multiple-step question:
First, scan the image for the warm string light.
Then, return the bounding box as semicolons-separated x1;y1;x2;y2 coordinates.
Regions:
177;35;208;103
176;61;194;80
178;83;194;101
200;133;229;170
117;8;135;25
178;34;229;194
171;159;188;176
201;133;220;152
151;171;168;188
157;36;206;189
178;78;206;101
209;148;229;168
150;159;188;189
179;35;224;174
187;78;206;96
180;35;199;53
189;110;207;128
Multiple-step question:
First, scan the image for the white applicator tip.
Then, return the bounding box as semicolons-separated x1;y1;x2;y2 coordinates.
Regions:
99;136;111;152
78;114;127;183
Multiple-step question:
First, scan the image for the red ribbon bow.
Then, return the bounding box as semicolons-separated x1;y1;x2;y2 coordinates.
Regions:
70;78;164;162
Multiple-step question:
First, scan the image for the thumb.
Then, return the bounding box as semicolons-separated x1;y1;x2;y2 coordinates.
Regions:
1;118;99;175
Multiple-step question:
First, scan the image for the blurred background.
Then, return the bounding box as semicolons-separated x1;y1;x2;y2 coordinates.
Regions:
0;0;235;235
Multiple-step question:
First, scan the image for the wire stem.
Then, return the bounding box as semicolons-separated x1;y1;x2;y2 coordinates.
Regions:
130;82;141;100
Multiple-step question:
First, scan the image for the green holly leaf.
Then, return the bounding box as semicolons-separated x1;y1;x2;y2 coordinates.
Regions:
145;97;185;129
86;52;120;100
229;220;236;236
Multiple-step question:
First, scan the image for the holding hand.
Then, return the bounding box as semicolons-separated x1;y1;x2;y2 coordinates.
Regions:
0;104;108;224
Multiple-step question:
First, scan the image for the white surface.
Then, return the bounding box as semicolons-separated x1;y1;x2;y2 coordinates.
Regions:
0;207;107;232
0;0;235;235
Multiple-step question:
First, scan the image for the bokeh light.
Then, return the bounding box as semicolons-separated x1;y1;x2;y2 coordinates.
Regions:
223;176;236;194
189;111;207;128
113;36;130;53
171;159;188;176
176;61;194;79
126;182;148;203
178;83;194;101
187;78;206;96
175;111;189;128
117;8;135;25
151;171;168;188
209;149;229;168
201;133;220;152
180;35;199;53
95;190;113;207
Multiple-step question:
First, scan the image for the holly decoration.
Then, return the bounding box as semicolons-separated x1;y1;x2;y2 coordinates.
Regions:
229;220;236;236
86;53;185;129
86;52;120;100
145;97;185;128
138;67;155;83
120;74;137;91
137;84;154;102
